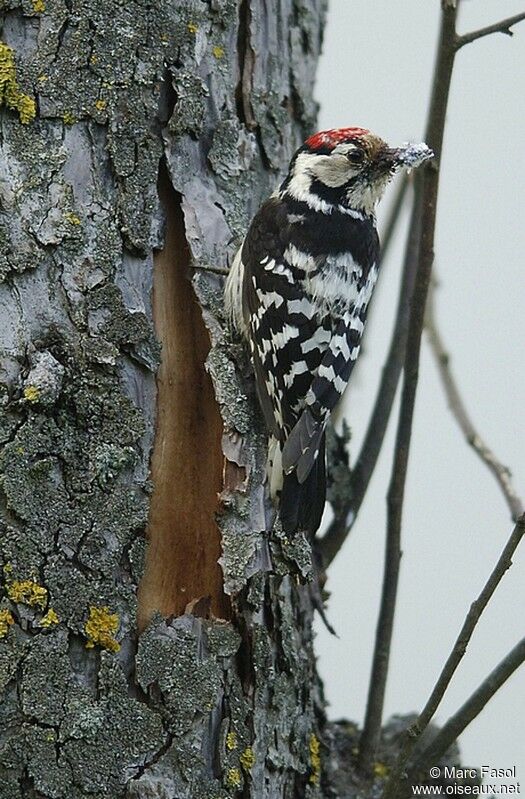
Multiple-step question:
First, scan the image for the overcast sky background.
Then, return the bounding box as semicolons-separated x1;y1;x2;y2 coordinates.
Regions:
314;0;525;782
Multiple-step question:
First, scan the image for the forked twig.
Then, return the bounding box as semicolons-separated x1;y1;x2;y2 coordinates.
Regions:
382;514;525;799
410;635;525;775
426;280;524;521
456;12;525;50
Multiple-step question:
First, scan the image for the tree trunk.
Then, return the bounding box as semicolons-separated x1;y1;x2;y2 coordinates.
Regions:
0;1;331;796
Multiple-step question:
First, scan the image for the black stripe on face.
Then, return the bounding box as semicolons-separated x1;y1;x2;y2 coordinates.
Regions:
309;176;362;207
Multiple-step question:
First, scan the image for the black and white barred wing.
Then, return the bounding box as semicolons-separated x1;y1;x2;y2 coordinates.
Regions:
281;250;379;484
281;311;363;483
226;201;297;431
244;261;338;533
225;200;327;468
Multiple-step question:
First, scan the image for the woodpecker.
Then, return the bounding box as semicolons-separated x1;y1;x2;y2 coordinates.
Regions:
225;127;432;536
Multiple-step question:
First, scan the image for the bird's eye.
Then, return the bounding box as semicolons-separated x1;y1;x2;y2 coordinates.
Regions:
347;149;365;165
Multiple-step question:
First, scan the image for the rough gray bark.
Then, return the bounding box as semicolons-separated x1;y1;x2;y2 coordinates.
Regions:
0;1;333;797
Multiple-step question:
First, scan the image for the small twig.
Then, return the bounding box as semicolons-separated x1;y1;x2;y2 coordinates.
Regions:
413;519;524;735
358;5;459;774
319;175;416;567
410;635;525;776
456;12;525;50
194;264;229;276
426;280;524;521
382;514;525;799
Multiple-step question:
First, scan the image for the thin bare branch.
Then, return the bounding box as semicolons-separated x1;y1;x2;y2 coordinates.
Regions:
426;280;524;521
194;263;229;276
319;175;416;567
358;5;459;774
456;12;525;50
412;514;525;735
383;514;525;799
410;636;525;775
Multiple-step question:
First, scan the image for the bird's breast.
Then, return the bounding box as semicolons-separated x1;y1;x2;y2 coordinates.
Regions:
305;252;377;318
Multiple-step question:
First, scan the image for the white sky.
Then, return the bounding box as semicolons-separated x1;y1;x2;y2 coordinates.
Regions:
314;0;525;783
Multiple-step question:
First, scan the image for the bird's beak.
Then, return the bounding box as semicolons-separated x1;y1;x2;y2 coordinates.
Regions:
385;142;434;169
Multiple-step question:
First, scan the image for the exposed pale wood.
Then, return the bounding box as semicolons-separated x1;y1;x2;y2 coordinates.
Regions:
138;171;230;626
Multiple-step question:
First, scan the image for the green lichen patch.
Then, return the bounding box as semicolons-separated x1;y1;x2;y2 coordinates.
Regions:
137;616;223;737
20;630;70;726
0;625;30;695
87;283;160;370
23;350;66;407
205;621;241;659
24;725;75;798
207;118;257;181
169;72;209;137
60;657;166;795
0;417;75;535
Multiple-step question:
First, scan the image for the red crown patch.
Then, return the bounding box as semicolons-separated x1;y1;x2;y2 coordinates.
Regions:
305;127;370;151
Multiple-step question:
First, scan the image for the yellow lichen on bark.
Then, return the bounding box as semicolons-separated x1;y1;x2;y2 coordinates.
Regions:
84;606;120;652
0;609;14;638
240;747;255;771
225;768;241;788
23;385;40;403
7;579;48;609
0;42;36;124
40;608;59;627
309;733;321;785
64;212;81;226
374;761;389;778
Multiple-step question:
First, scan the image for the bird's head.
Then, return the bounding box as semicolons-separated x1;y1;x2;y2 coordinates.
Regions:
283;127;433;216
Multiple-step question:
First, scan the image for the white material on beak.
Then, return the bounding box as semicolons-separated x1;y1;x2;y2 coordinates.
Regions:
397;142;434;168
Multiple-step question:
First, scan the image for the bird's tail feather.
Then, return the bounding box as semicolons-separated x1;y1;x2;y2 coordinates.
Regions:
280;434;326;536
281;408;325;484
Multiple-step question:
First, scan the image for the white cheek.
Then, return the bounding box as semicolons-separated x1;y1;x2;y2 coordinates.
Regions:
313;155;357;188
